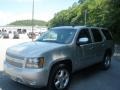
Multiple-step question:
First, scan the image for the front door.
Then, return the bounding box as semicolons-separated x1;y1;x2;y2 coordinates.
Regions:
76;28;94;70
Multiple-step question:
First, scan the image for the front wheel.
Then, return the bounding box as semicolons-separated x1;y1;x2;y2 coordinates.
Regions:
47;64;71;90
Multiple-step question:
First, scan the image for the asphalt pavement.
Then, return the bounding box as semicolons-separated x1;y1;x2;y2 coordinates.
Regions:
0;56;120;90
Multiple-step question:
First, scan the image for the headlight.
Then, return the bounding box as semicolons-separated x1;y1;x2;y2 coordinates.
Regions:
25;57;45;69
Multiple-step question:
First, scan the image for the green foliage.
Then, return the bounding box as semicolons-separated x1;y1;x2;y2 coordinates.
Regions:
9;20;47;26
49;0;120;43
49;0;109;27
78;0;86;4
106;0;120;44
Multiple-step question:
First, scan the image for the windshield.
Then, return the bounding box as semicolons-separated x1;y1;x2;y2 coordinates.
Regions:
36;28;77;44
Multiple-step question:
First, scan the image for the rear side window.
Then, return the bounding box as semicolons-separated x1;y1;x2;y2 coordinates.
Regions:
101;29;112;40
91;28;103;42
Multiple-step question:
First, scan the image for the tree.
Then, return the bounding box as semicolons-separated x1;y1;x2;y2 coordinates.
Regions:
106;0;120;43
48;0;120;43
78;0;86;4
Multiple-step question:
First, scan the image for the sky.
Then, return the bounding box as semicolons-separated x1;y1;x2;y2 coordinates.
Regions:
0;0;79;26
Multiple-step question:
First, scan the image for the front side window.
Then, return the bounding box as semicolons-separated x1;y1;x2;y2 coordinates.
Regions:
78;28;92;44
36;28;77;44
91;28;103;42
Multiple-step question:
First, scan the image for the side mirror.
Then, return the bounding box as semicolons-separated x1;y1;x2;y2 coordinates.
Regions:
78;37;89;45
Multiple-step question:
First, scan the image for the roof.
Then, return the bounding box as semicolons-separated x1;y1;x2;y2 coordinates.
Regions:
52;26;86;30
51;26;107;31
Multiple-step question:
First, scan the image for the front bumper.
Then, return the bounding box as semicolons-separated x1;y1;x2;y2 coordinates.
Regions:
4;61;49;88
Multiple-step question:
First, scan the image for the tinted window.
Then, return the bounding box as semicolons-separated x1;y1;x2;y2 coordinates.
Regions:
101;29;112;40
78;28;92;44
91;28;103;42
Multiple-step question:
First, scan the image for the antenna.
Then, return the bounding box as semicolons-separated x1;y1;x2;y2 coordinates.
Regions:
32;0;34;41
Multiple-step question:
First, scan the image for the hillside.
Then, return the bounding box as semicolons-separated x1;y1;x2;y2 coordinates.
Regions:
9;20;47;26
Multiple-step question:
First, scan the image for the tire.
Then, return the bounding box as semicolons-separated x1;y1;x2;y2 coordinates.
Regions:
101;53;111;70
47;64;71;90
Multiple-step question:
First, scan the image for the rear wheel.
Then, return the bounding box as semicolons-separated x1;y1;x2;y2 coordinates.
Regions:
102;53;111;70
47;64;71;90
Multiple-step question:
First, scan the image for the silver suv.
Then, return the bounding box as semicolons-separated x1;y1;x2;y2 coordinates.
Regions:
4;26;114;90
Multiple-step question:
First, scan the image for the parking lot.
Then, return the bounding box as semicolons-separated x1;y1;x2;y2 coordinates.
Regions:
0;35;31;71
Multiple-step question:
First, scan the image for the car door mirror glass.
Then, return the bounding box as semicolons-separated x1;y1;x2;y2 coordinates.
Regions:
78;37;89;45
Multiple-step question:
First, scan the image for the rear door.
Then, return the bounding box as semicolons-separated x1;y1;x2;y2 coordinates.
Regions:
90;28;104;63
101;29;114;56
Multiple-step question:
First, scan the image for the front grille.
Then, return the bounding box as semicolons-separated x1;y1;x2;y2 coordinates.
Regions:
6;55;25;68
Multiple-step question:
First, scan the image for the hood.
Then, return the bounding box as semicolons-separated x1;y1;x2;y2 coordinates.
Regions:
6;41;65;57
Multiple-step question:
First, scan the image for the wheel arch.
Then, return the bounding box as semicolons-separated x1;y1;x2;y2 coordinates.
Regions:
105;48;113;57
49;59;72;73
